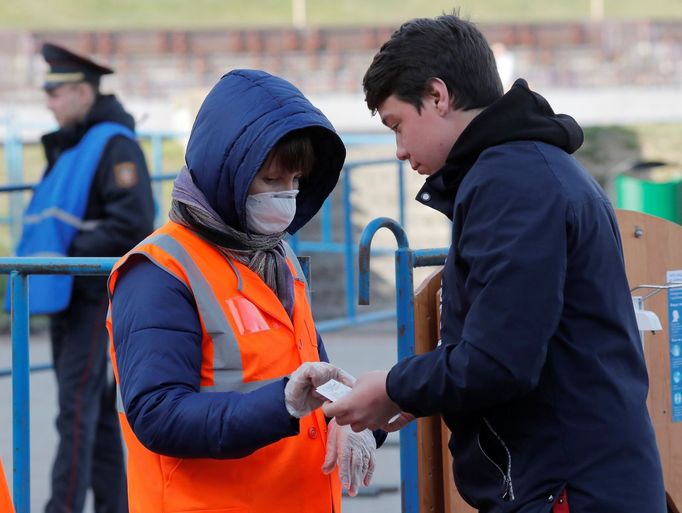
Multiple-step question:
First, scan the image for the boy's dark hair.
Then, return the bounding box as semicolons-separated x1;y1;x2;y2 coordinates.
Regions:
269;130;316;178
363;14;503;113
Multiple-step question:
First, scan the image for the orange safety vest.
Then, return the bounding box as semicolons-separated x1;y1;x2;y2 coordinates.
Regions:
107;221;342;513
0;458;14;513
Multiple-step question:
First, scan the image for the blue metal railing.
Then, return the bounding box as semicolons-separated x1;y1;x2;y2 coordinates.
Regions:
358;218;448;513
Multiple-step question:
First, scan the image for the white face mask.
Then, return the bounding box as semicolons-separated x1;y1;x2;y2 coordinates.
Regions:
245;190;299;234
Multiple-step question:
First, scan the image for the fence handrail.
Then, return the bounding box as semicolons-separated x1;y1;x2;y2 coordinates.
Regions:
358;218;449;513
0;257;117;274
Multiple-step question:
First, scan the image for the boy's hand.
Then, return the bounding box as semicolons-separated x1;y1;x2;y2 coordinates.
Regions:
322;370;401;431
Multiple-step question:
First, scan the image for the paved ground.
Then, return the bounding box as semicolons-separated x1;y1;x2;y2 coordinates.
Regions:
0;321;404;513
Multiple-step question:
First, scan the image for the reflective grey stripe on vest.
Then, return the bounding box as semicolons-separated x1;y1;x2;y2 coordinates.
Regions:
113;231;279;417
152;234;281;393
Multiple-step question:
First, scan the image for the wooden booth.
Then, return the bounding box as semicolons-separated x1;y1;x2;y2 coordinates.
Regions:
414;210;681;512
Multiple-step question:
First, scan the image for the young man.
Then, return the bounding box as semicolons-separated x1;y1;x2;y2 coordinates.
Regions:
324;14;667;513
6;43;155;513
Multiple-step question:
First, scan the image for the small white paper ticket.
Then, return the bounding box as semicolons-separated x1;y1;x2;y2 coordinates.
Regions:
316;379;352;402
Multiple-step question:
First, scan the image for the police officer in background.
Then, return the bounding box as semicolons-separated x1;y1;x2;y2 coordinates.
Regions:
9;42;155;513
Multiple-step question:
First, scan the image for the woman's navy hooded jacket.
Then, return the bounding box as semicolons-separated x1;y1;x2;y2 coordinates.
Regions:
386;80;666;513
108;70;381;458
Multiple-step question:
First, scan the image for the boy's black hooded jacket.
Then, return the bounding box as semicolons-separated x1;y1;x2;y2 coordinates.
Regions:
387;80;666;513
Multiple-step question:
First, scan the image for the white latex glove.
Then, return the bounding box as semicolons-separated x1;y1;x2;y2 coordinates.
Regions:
322;418;376;496
284;362;355;418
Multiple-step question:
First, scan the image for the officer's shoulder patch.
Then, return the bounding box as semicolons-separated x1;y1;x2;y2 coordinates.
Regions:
113;162;139;189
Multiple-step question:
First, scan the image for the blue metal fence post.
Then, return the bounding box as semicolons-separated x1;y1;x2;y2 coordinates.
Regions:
10;271;30;513
394;246;418;513
358;217;419;513
343;165;356;320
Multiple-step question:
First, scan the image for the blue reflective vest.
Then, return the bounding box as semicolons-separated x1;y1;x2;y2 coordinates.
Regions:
4;122;135;314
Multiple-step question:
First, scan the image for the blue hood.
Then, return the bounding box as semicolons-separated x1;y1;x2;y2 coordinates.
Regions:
185;69;346;234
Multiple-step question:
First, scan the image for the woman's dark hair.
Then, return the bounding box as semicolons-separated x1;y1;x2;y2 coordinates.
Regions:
363;14;503;113
268;130;316;178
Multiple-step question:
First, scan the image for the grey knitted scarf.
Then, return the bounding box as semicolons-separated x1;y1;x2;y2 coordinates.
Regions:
168;166;295;317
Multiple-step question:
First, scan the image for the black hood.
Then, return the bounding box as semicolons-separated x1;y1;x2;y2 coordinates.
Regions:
42;94;136;168
430;78;583;192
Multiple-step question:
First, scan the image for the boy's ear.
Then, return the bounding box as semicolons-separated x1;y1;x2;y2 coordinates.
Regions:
425;78;452;116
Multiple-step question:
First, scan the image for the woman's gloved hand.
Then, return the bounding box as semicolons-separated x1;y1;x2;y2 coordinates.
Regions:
322;418;376;496
284;362;355;418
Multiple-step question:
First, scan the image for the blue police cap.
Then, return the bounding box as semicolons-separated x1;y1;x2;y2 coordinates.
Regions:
41;42;114;91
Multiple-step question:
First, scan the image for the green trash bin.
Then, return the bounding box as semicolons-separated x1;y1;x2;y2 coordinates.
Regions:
615;163;682;224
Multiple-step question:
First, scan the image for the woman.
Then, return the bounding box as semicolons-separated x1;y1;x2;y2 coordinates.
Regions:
107;69;382;513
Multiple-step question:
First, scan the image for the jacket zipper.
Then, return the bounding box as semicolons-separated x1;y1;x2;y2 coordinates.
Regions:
477;417;515;502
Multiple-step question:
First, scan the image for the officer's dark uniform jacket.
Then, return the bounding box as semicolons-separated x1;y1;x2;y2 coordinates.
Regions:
386;79;666;513
41;93;155;298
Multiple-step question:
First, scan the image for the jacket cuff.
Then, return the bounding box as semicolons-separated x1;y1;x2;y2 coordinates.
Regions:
386;362;418;415
243;378;300;438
